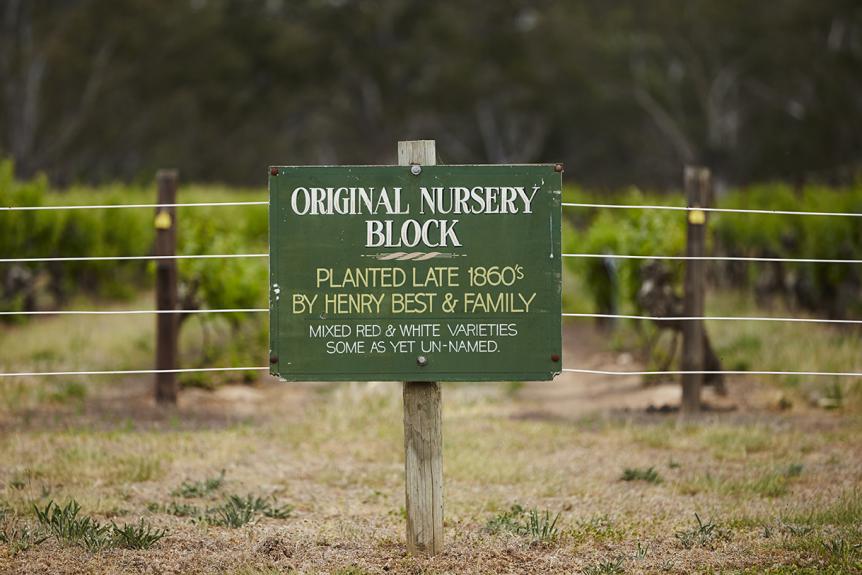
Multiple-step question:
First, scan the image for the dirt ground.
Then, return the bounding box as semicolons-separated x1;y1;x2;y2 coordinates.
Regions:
1;324;861;574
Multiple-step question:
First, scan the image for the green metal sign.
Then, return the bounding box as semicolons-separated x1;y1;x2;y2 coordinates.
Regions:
269;165;562;382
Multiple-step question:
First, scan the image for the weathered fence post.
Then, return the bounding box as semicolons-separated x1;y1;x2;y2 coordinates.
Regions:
681;166;710;414
398;140;443;555
154;170;179;405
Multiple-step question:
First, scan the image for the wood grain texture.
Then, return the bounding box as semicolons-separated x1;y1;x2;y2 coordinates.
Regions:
399;139;443;555
681;166;709;414
403;381;443;555
155;169;179;405
397;140;436;167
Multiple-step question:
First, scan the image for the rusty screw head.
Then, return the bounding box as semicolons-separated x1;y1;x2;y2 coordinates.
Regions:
550;353;560;362
269;354;278;364
270;167;279;177
554;163;564;173
416;355;428;367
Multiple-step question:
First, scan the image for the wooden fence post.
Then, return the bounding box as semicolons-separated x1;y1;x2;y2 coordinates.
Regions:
154;170;179;405
681;166;710;414
398;140;444;555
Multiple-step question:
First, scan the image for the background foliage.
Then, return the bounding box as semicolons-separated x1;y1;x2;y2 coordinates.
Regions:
564;184;862;320
4;160;861;324
1;0;860;188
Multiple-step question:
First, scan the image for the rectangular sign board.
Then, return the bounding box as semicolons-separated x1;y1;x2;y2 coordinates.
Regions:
269;165;562;381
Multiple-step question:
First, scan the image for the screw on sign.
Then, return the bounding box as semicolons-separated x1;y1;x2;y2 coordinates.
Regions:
267;140;563;554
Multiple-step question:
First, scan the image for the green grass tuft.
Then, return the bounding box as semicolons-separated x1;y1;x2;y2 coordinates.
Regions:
171;470;225;498
583;557;625;575
570;514;626;544
0;515;48;556
167;501;201;517
202;494;293;528
111;518;167;549
620;466;662;484
786;490;862;527
34;500;112;551
33;499;166;551
485;504;561;543
819;537;861;566
674;513;731;549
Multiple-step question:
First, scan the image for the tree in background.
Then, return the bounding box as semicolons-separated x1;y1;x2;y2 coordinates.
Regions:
1;0;860;188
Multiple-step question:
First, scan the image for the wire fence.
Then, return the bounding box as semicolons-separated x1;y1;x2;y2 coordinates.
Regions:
0;308;268;316
562;201;862;218
0;254;268;264
1;198;861;380
0;201;268;211
562;253;862;264
0;367;269;378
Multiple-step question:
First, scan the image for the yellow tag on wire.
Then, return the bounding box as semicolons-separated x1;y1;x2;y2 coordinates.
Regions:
688;209;706;225
154;211;172;230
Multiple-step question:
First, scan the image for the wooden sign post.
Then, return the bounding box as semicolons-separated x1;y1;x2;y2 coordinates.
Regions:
399;140;443;555
267;141;563;555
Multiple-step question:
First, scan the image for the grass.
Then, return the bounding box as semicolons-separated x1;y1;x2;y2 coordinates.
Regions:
17;435;169;487
1;382;859;573
167;502;201;517
32;499;166;551
583;557;625;575
111;518;167;549
484;504;561;543
783;489;862;528
41;381;87;405
0;292;266;412
700;426;775;458
34;500;113;551
678;463;805;498
569;514;626;545
1;300;862;572
819;538;862;570
707;291;862;405
620;466;662;484
0;515;47;556
200;494;293;527
749;463;804;498
172;470;225;498
331;567;372;575
674;513;731;549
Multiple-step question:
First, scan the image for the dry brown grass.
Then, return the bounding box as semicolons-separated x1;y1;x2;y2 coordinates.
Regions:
1;369;861;574
2;305;862;574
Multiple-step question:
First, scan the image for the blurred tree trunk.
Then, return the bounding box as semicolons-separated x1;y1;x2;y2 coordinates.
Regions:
0;0;110;178
1;0;45;174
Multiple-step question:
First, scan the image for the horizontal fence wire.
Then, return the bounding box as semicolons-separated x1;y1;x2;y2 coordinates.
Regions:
7;253;861;265
5;201;862;217
2;367;859;379
563;253;862;264
562;202;862;217
3;253;861;265
0;367;270;378
4;254;860;266
0;201;268;212
562;312;862;325
0;308;268;316
562;368;862;377
0;253;269;264
2;310;857;324
2;198;859;379
5;201;861;217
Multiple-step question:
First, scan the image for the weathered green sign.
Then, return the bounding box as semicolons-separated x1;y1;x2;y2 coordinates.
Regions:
269;165;562;381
